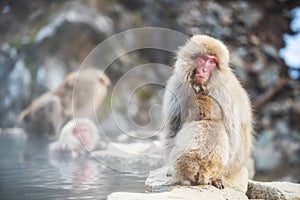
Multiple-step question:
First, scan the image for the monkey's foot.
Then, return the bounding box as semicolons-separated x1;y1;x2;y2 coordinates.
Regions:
210;179;224;189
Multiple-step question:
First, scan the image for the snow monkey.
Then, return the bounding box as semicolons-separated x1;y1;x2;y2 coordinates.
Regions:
53;68;111;120
163;35;254;192
49;118;100;158
19;68;110;138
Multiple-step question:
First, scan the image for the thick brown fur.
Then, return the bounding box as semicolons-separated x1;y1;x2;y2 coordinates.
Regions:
170;95;227;189
19;68;110;138
163;35;254;192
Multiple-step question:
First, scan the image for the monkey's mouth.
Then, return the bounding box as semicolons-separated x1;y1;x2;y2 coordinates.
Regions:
189;70;207;83
195;74;207;83
189;68;208;84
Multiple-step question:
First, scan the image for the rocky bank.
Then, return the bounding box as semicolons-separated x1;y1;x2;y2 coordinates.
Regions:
107;167;300;200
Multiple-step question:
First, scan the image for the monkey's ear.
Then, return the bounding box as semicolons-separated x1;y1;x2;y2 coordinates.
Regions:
98;74;111;86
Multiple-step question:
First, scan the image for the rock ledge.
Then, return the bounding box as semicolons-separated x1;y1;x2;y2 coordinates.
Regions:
107;167;300;200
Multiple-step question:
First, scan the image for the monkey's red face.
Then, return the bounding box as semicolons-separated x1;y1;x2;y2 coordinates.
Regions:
195;54;218;83
73;126;91;146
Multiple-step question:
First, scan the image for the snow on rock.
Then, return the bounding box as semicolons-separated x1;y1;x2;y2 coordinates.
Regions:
108;186;248;200
35;1;113;43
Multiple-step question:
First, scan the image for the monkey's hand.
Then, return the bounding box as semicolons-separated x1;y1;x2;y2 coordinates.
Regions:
210;179;225;189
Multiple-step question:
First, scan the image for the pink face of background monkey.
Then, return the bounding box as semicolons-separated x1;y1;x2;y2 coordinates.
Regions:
49;118;100;159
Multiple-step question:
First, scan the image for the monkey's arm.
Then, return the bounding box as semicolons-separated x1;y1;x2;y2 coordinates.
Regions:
163;74;190;139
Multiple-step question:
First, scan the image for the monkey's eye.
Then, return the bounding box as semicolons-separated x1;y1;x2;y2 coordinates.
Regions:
209;60;215;64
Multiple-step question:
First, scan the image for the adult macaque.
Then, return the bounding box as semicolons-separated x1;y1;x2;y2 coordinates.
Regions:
163;35;253;192
19;68;110;138
49;118;100;158
18;92;63;138
53;68;111;120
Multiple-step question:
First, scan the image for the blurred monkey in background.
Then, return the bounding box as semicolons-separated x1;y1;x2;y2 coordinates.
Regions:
49;118;100;158
19;68;110;138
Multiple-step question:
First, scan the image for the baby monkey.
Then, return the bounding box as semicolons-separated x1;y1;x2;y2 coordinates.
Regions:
170;92;229;189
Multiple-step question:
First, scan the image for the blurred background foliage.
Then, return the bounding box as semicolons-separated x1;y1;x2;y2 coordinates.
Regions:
0;0;299;182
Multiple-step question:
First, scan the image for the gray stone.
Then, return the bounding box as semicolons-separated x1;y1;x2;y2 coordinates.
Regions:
263;44;278;58
91;142;163;173
247;180;300;200
145;167;173;192
34;1;113;43
258;64;280;89
235;2;262;27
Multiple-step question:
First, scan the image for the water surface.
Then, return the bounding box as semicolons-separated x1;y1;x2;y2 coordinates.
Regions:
0;132;147;200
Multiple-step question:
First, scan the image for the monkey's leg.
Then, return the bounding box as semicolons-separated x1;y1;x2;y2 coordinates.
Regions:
199;152;225;189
